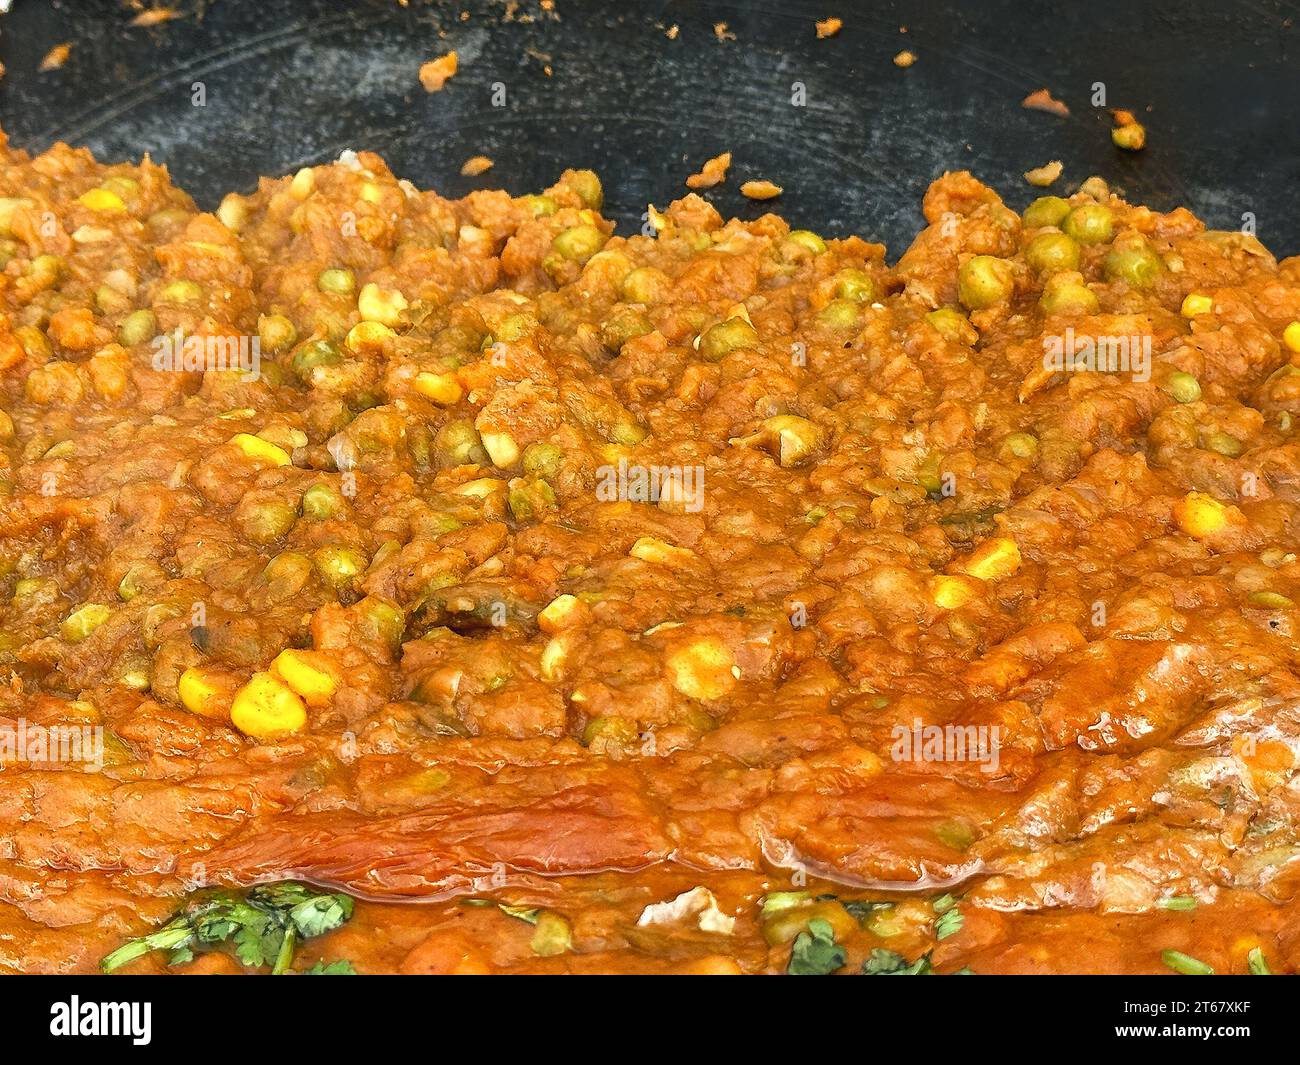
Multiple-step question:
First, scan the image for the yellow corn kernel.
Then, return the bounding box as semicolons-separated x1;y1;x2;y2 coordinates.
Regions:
216;193;248;231
357;282;409;326
231;432;291;466
629;536;697;567
479;430;520;468
177;667;235;719
230;671;307;739
1284;321;1300;354
960;537;1022;581
270;648;339;707
1180;293;1213;318
540;629;581;682
537;593;590;634
345;320;395;352
414;371;463;405
77;188;127;214
666;636;737;701
932;574;981;610
1174;491;1242;539
360;182;383;204
289;167;316;199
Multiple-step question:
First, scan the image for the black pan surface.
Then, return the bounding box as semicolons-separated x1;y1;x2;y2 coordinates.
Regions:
0;0;1297;257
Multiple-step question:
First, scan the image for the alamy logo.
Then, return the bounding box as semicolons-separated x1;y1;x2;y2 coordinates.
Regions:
890;717;1001;774
595;458;705;513
49;997;151;1045
1042;327;1151;383
151;328;260;381
0;720;103;771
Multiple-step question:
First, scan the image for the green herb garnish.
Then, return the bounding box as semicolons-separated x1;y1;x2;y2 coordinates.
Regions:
100;882;354;975
787;917;846;975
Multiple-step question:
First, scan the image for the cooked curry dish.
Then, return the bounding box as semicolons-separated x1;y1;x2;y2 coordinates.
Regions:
1;132;1298;975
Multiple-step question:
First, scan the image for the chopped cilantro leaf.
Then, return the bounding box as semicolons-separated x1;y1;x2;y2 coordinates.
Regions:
862;948;933;975
934;905;964;941
787;917;846;975
305;959;357;975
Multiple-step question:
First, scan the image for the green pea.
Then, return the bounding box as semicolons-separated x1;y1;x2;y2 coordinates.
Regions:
1165;371;1202;404
1040;273;1100;315
926;307;973;342
435;419;486;465
522;442;564;480
317;268;356;295
312;545;367;587
957;255;1014;310
567;170;603;209
1024;231;1081;274
583;715;639;751
302;483;346;520
698;317;758;360
356;596;406;652
1004;432;1039;459
816;299;860;329
157;279;203;304
239;498;298;544
552;225;605;261
835;269;878;303
258;313;298;354
621;267;671;304
95;284;131;315
786;229;827;256
600;307;653;351
291;339;342;378
1063;204;1114;245
1103;233;1164;288
1022;196;1071;229
520;194;557;217
117;309;157;347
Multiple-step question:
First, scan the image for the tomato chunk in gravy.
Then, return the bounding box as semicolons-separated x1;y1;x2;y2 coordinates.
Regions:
1;135;1299;974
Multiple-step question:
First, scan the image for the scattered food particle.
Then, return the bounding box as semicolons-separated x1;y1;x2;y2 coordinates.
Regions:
816;17;842;38
686;151;732;190
0;62;6;82
1021;88;1069;117
129;7;179;26
740;179;783;201
39;43;72;72
1111;109;1147;151
714;21;735;42
419;51;459;93
1023;160;1064;187
460;155;494;177
666;24;679;40
893;50;916;68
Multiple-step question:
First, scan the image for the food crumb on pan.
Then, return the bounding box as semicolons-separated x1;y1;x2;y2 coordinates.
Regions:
714;21;735;42
419;51;459;92
39;43;72;72
1023;160;1063;187
1021;88;1069;116
740;179;782;200
129;7;180;26
893;50;916;68
1111;109;1148;151
685;152;732;190
665;24;680;40
816;17;842;39
460;155;495;177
